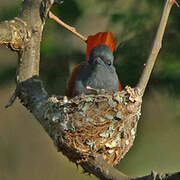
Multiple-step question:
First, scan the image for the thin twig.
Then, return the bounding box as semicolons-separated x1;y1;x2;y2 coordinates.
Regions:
48;11;87;42
136;0;176;96
0;0;179;179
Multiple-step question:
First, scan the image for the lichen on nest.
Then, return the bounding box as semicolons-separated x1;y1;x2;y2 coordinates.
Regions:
45;86;142;165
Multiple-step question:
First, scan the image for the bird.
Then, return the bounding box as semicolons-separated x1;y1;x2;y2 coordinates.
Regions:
65;32;122;97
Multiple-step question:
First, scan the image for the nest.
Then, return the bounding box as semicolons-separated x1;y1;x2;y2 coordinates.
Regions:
45;86;142;165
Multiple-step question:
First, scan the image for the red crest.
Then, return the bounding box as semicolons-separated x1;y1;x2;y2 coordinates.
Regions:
86;32;116;60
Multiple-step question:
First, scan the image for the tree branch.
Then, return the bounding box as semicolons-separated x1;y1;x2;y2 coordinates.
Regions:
48;11;87;42
80;155;130;180
0;0;180;180
0;17;31;51
14;76;180;180
16;0;45;82
136;0;176;96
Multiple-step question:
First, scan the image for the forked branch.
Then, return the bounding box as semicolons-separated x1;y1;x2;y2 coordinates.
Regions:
0;0;179;180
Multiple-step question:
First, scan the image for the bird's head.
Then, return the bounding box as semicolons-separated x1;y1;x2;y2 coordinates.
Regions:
88;44;114;70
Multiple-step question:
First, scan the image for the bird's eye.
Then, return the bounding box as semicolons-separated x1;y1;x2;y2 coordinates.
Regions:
107;60;111;66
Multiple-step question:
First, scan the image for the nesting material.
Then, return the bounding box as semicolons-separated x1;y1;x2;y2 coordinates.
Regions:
46;86;142;165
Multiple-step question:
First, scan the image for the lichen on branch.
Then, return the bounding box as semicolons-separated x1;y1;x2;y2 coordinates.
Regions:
0;0;179;180
0;17;31;50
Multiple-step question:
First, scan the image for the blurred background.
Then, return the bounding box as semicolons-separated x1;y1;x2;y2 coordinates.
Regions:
0;0;180;179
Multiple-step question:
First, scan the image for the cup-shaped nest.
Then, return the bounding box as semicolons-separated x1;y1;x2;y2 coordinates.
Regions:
46;86;142;166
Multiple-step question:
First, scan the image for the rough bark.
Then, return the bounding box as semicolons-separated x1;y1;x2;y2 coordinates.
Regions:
0;0;179;180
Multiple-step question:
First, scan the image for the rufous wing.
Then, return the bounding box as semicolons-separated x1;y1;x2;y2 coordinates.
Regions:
65;64;83;97
118;80;123;91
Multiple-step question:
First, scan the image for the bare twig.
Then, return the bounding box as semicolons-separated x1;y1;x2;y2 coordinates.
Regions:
136;0;176;96
0;0;179;179
48;11;87;42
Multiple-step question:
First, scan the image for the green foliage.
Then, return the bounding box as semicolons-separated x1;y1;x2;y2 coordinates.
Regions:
1;1;180;179
51;0;82;23
0;0;180;96
0;66;16;86
0;0;21;20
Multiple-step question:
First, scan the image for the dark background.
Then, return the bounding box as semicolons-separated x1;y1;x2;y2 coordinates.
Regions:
0;0;180;179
